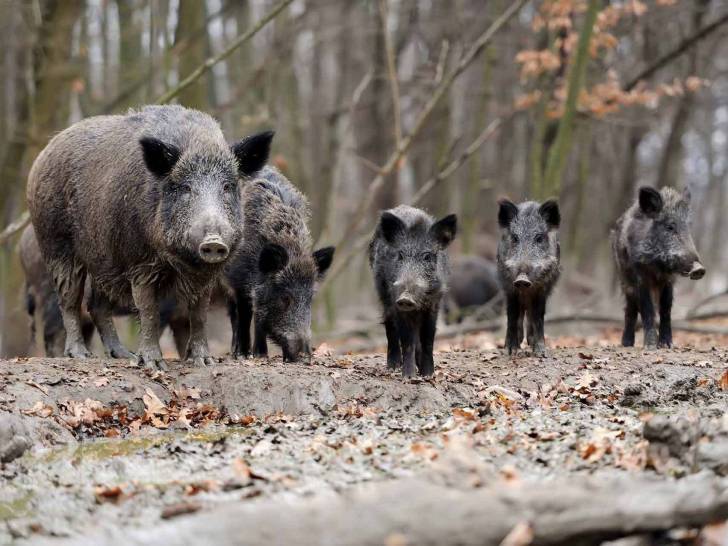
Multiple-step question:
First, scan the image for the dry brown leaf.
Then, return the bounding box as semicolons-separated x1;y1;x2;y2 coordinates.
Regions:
22;400;54;418
384;532;409;546
718;370;728;391
161;501;201;519
94;377;110;388
94;485;124;504
143;388;168;416
26;380;49;396
500;521;534;546
452;407;477;421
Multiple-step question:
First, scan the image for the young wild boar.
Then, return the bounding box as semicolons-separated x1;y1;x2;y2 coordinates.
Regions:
26;105;272;369
497;199;560;356
226;167;335;362
443;255;502;324
369;206;457;378
613;186;705;349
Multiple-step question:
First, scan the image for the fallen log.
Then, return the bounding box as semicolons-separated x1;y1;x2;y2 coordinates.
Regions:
48;475;728;546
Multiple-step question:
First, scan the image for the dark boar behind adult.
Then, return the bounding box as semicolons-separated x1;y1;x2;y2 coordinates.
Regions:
226;167;334;362
26;105;272;368
369;206;457;378
443;255;502;324
497;199;560;356
19;225;93;356
613;186;705;349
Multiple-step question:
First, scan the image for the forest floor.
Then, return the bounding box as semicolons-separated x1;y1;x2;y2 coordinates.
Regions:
1;325;727;545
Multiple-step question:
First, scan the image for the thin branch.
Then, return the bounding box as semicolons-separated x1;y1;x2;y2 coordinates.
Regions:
379;0;402;147
156;0;294;104
624;11;728;91
333;0;528;249
0;210;29;245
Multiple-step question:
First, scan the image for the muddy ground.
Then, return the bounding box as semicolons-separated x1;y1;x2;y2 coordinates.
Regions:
0;328;727;545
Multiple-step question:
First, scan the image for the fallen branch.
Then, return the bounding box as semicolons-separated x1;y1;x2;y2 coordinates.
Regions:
156;0;294;104
0;210;29;245
69;475;728;546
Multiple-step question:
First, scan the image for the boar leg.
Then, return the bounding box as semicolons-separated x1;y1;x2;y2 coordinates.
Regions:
397;314;418;378
384;316;401;369
417;309;437;377
232;292;253;358
529;294;547;357
50;259;92;359
621;291;638;347
186;288;217;367
505;294;522;355
637;281;658;349
253;316;268;358
657;283;673;348
168;316;190;360
131;283;167;370
88;286;133;359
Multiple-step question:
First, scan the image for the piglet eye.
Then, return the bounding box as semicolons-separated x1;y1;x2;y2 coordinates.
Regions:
223;181;236;193
397;251;405;261
281;294;293;310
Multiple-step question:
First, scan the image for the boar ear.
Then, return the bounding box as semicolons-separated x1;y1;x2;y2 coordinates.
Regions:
497;199;518;228
140;137;181;178
259;243;288;275
231;130;274;177
638;187;663;215
313;246;335;278
430;214;457;248
682;187;692;204
380;212;406;244
539;199;560;229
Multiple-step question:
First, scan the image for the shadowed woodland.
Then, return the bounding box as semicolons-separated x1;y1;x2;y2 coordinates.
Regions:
0;0;728;356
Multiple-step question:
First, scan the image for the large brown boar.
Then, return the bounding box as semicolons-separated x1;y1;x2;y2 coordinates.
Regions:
226;167;334;362
26;105;272;369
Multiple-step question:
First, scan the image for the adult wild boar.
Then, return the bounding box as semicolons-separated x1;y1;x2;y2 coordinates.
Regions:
613;186;705;349
26;105;272;368
226;167;334;362
369;205;457;378
497;199;560;357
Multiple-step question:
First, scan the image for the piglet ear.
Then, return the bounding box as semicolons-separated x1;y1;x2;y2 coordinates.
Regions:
682;186;692;204
638;187;663;216
539;199;560;229
231;130;274;177
430;214;457;248
313;246;335;278
497;199;518;228
379;211;406;244
140;137;181;178
259;243;288;275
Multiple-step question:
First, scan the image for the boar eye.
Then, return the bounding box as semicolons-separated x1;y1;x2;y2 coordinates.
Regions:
534;233;546;244
422;252;435;263
223;181;236;193
511;234;519;244
665;223;676;232
280;293;293;310
397;251;405;261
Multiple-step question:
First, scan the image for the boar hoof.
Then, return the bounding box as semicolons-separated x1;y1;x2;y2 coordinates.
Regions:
532;346;547;358
386;358;401;370
657;339;672;349
108;346;135;359
65;344;92;359
191;356;218;368
133;354;168;371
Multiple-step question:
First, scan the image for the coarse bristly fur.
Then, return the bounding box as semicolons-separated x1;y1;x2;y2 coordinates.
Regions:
496;199;561;357
612;186;705;349
369;205;457;378
26;104;272;368
226;166;335;362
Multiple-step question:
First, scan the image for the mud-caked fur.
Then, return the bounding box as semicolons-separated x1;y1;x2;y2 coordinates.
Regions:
369;205;457;378
612;186;705;349
26;105;272;368
226;167;334;362
497;199;560;357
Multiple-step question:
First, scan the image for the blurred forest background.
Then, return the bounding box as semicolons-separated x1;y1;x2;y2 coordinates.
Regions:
1;0;727;357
